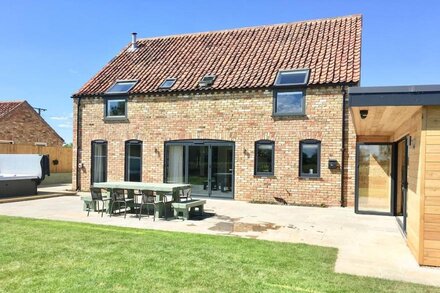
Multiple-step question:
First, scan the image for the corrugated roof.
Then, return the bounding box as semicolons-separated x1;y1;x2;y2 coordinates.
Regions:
74;14;362;97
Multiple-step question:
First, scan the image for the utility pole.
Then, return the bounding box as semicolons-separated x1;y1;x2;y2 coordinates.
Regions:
33;107;47;116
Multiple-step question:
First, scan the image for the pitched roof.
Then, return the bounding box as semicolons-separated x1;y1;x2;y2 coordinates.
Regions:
0;101;24;119
0;100;64;143
74;14;362;97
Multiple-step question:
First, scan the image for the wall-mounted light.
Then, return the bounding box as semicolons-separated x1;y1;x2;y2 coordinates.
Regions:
410;136;416;149
360;109;368;119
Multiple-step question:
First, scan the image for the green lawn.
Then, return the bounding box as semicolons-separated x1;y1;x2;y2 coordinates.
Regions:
0;216;437;292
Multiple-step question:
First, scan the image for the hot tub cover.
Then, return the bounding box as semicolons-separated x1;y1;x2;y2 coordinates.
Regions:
0;154;50;183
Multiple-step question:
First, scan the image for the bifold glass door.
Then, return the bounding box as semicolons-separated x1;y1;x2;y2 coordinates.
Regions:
188;145;209;196
165;141;234;198
211;145;234;198
356;144;393;214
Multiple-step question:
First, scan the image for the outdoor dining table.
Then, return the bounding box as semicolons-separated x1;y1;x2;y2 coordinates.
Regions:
91;181;191;218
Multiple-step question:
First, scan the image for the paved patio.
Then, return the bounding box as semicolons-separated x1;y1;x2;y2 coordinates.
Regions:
0;195;439;286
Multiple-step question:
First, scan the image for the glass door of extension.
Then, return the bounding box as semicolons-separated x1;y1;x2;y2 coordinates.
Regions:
165;140;234;199
396;137;409;232
355;143;394;215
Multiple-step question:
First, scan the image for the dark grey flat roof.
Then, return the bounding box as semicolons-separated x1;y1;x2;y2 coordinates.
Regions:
349;84;440;107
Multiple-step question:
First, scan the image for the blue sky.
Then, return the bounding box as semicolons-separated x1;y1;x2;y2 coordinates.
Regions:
1;0;439;143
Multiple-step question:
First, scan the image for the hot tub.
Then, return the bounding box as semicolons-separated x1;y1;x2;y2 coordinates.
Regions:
0;154;50;197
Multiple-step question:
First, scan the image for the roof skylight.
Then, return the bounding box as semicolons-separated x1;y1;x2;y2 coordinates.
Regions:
199;74;216;87
106;80;137;94
159;78;177;89
274;69;309;86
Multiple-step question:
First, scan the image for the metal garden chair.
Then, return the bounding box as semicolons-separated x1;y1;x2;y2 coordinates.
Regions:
87;187;110;217
179;187;192;201
138;190;170;221
109;188;133;218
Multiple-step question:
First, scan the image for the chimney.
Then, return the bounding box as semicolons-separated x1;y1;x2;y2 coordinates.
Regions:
131;32;138;50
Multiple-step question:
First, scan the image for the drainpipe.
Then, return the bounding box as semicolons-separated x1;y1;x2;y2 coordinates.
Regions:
340;86;347;207
75;97;82;191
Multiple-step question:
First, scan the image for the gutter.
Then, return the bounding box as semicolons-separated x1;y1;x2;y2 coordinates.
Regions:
75;97;81;191
340;86;347;207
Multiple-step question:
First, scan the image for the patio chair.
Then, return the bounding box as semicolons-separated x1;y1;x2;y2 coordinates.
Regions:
109;188;133;219
137;190;155;221
87;187;110;217
179;187;192;201
138;190;170;221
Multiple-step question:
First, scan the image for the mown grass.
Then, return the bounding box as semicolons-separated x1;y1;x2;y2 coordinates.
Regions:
0;215;437;292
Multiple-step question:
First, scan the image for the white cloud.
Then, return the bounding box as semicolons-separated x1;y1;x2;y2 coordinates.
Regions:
50;112;73;121
50;116;69;121
58;123;72;129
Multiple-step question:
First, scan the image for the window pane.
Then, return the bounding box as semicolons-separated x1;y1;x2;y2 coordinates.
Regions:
358;145;392;213
107;100;126;117
107;81;136;93
277;71;307;85
257;144;273;173
92;143;107;183
301;144;318;175
160;79;176;89
276;92;303;114
127;143;141;182
166;145;186;183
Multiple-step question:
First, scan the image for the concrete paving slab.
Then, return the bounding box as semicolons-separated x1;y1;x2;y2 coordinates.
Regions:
0;196;439;286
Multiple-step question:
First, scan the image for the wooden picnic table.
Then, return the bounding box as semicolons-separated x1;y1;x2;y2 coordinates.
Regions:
89;181;191;218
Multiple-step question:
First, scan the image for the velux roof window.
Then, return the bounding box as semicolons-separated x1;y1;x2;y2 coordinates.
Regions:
159;78;176;89
106;80;137;94
274;69;309;86
199;74;216;88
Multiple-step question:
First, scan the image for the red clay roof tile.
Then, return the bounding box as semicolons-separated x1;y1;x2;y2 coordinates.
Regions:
74;14;362;97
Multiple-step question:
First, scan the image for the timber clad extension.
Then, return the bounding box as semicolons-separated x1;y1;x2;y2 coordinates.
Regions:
349;86;440;267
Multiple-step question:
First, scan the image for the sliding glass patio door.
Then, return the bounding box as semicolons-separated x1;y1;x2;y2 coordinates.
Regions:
165;140;234;198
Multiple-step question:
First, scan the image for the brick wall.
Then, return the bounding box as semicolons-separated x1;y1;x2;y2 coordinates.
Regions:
73;86;356;206
0;102;63;146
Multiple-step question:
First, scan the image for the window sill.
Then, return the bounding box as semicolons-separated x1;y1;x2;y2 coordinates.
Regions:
298;176;322;180
272;114;307;120
254;174;276;179
103;117;129;123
